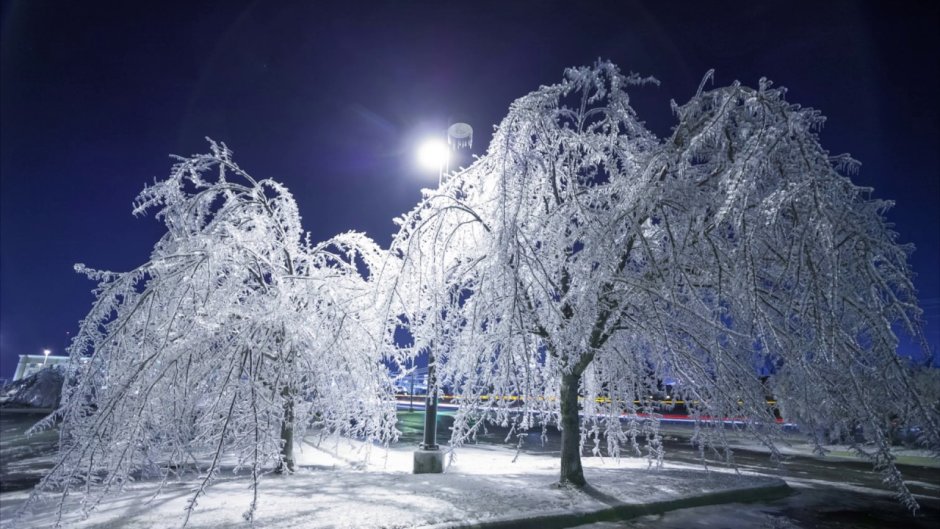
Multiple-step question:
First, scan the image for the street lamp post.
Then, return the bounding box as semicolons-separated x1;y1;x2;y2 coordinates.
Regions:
421;352;440;451
420;145;447;454
409;370;415;412
42;349;51;366
413;123;472;474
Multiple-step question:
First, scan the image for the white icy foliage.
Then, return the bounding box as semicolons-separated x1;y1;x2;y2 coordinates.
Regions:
25;141;397;525
386;62;938;508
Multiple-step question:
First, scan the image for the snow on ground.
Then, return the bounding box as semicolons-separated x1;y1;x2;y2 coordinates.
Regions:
0;437;784;529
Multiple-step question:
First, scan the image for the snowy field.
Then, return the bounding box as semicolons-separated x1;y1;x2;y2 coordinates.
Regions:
0;436;785;529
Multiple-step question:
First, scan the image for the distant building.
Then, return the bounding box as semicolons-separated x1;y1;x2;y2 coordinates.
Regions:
12;354;70;381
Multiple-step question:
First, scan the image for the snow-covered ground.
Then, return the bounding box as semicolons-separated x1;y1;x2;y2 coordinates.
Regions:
0;436;785;529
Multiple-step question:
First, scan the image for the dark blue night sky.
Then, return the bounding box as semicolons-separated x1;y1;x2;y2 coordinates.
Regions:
1;1;938;377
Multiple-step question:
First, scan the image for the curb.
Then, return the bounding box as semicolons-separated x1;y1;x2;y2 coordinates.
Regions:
0;407;54;414
427;480;791;529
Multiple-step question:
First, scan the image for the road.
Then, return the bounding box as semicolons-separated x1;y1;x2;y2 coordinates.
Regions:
397;410;940;528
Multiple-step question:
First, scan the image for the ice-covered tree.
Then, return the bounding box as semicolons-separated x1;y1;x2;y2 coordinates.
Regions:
387;62;938;508
25;141;397;525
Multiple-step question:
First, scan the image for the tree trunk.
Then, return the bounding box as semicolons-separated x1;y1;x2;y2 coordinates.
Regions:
559;372;586;486
276;391;295;474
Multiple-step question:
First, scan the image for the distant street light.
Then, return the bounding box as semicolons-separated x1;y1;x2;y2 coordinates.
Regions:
43;349;51;366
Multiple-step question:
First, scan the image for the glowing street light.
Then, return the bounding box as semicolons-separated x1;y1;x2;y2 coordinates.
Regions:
43;349;51;366
417;123;473;187
417;139;450;181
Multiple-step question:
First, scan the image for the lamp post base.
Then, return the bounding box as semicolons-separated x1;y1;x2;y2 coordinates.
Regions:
413;447;444;474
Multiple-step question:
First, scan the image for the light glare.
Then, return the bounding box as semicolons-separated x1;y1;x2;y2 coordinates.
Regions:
417;139;449;171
